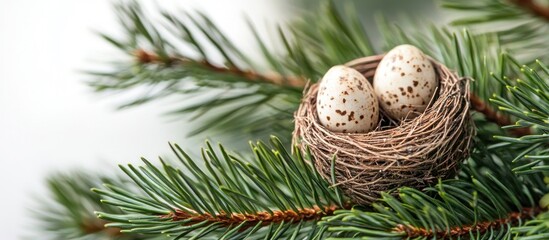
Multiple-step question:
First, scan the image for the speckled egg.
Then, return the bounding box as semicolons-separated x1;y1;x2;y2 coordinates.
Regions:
373;44;437;121
316;65;379;133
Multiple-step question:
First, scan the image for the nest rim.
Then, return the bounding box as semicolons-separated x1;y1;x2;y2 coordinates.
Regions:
293;54;475;205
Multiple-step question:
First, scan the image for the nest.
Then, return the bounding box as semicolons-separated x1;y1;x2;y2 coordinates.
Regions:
293;54;475;205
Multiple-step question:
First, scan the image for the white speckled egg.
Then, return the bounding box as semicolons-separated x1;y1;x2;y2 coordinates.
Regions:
373;44;438;121
316;65;379;133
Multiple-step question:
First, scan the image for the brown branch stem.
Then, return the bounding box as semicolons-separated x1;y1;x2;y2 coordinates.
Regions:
393;207;542;238
135;49;531;137
134;49;306;88
511;0;549;21
470;93;531;136
166;205;343;229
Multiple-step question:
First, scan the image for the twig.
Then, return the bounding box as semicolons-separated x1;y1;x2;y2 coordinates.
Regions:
134;49;306;88
135;49;531;137
470;93;531;136
167;205;344;229
393;207;542;238
511;0;549;22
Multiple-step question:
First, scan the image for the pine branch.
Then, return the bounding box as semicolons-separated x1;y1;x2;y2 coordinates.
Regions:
94;136;348;239
90;2;306;140
133;49;307;89
166;205;341;228
394;207;541;238
89;1;383;141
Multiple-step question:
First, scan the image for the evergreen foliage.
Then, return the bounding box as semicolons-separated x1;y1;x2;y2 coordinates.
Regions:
94;137;345;239
491;59;549;175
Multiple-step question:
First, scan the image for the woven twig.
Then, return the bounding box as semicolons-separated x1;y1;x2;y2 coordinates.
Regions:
293;55;475;205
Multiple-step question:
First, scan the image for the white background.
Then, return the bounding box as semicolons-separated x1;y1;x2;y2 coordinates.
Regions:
0;0;441;239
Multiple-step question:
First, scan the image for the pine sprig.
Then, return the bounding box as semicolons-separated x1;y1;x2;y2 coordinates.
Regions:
90;2;305;139
93;136;348;239
490;59;549;175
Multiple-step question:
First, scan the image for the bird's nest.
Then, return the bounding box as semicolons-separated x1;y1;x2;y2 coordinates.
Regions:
293;54;475;205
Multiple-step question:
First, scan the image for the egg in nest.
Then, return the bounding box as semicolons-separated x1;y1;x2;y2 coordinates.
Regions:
373;45;438;121
316;65;379;133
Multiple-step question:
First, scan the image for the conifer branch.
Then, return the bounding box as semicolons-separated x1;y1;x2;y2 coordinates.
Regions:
94;137;348;239
134;49;307;89
491;59;549;174
394;207;542;238
166;205;345;228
